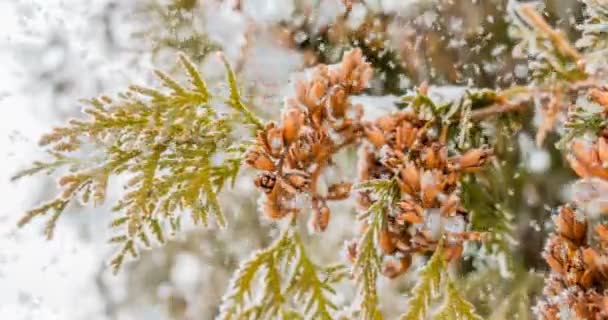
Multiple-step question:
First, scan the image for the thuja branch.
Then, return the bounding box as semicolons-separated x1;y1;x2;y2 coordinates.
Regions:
467;79;601;121
518;4;582;64
13;53;258;272
217;220;342;319
218;52;265;131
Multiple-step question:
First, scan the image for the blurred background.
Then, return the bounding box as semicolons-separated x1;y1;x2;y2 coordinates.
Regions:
0;0;586;319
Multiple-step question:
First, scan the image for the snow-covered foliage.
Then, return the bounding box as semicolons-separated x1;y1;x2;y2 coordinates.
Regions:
9;0;608;319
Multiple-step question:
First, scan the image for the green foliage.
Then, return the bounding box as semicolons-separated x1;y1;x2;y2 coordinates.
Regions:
133;0;220;63
578;0;608;68
457;267;542;319
217;223;343;320
433;281;483;320
400;244;445;320
462;116;525;272
557;103;608;149
462;167;516;264
353;179;400;320
13;53;261;273
509;3;586;83
400;245;483;320
401;89;449;119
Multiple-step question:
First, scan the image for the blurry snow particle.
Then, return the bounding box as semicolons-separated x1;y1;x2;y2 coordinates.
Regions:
524;184;540;206
426;127;438;140
491;44;506;56
444;215;465;233
558;306;577;320
420;170;436;190
482;61;498;74
574;209;586;223
449;17;463;32
529;219;541;232
424;209;442;240
294;31;308;44
41;44;66;72
323;165;339;184
420;10;438;28
571;178;608;218
514;64;528;79
157;282;174;300
328;128;345;145
399;74;411;88
527;149;550;173
17;291;34;305
171;253;202;294
289;193;310;210
346;3;367;29
496;252;514;278
210;152;226;166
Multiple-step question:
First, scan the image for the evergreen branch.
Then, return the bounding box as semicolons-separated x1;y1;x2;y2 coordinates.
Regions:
400;243;445;320
14;53;259;272
291;232;336;320
11;157;73;181
510;2;587;83
178;52;210;97
463;170;516;264
352;179;399;320
217;224;340;320
578;0;608;69
518;4;582;63
218;52;264;131
433;281;483;320
217;228;294;320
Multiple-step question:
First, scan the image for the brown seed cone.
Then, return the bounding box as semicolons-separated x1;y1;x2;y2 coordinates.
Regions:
281;106;304;144
398;161;420;194
327;182;352;200
568;139;608;179
263;192;290;220
443;242;464;262
537;205;608;319
379;227;397;255
364;124;387;148
589;88;608;112
554;205;587;245
246;149;275;171
454;146;492;172
598;137;608;164
396;200;425;224
395;121;418;150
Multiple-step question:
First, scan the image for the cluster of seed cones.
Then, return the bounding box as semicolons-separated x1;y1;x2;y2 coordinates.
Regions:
245;48;371;231
354;105;491;278
537;88;608;319
246;49;493;280
537;205;608;319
